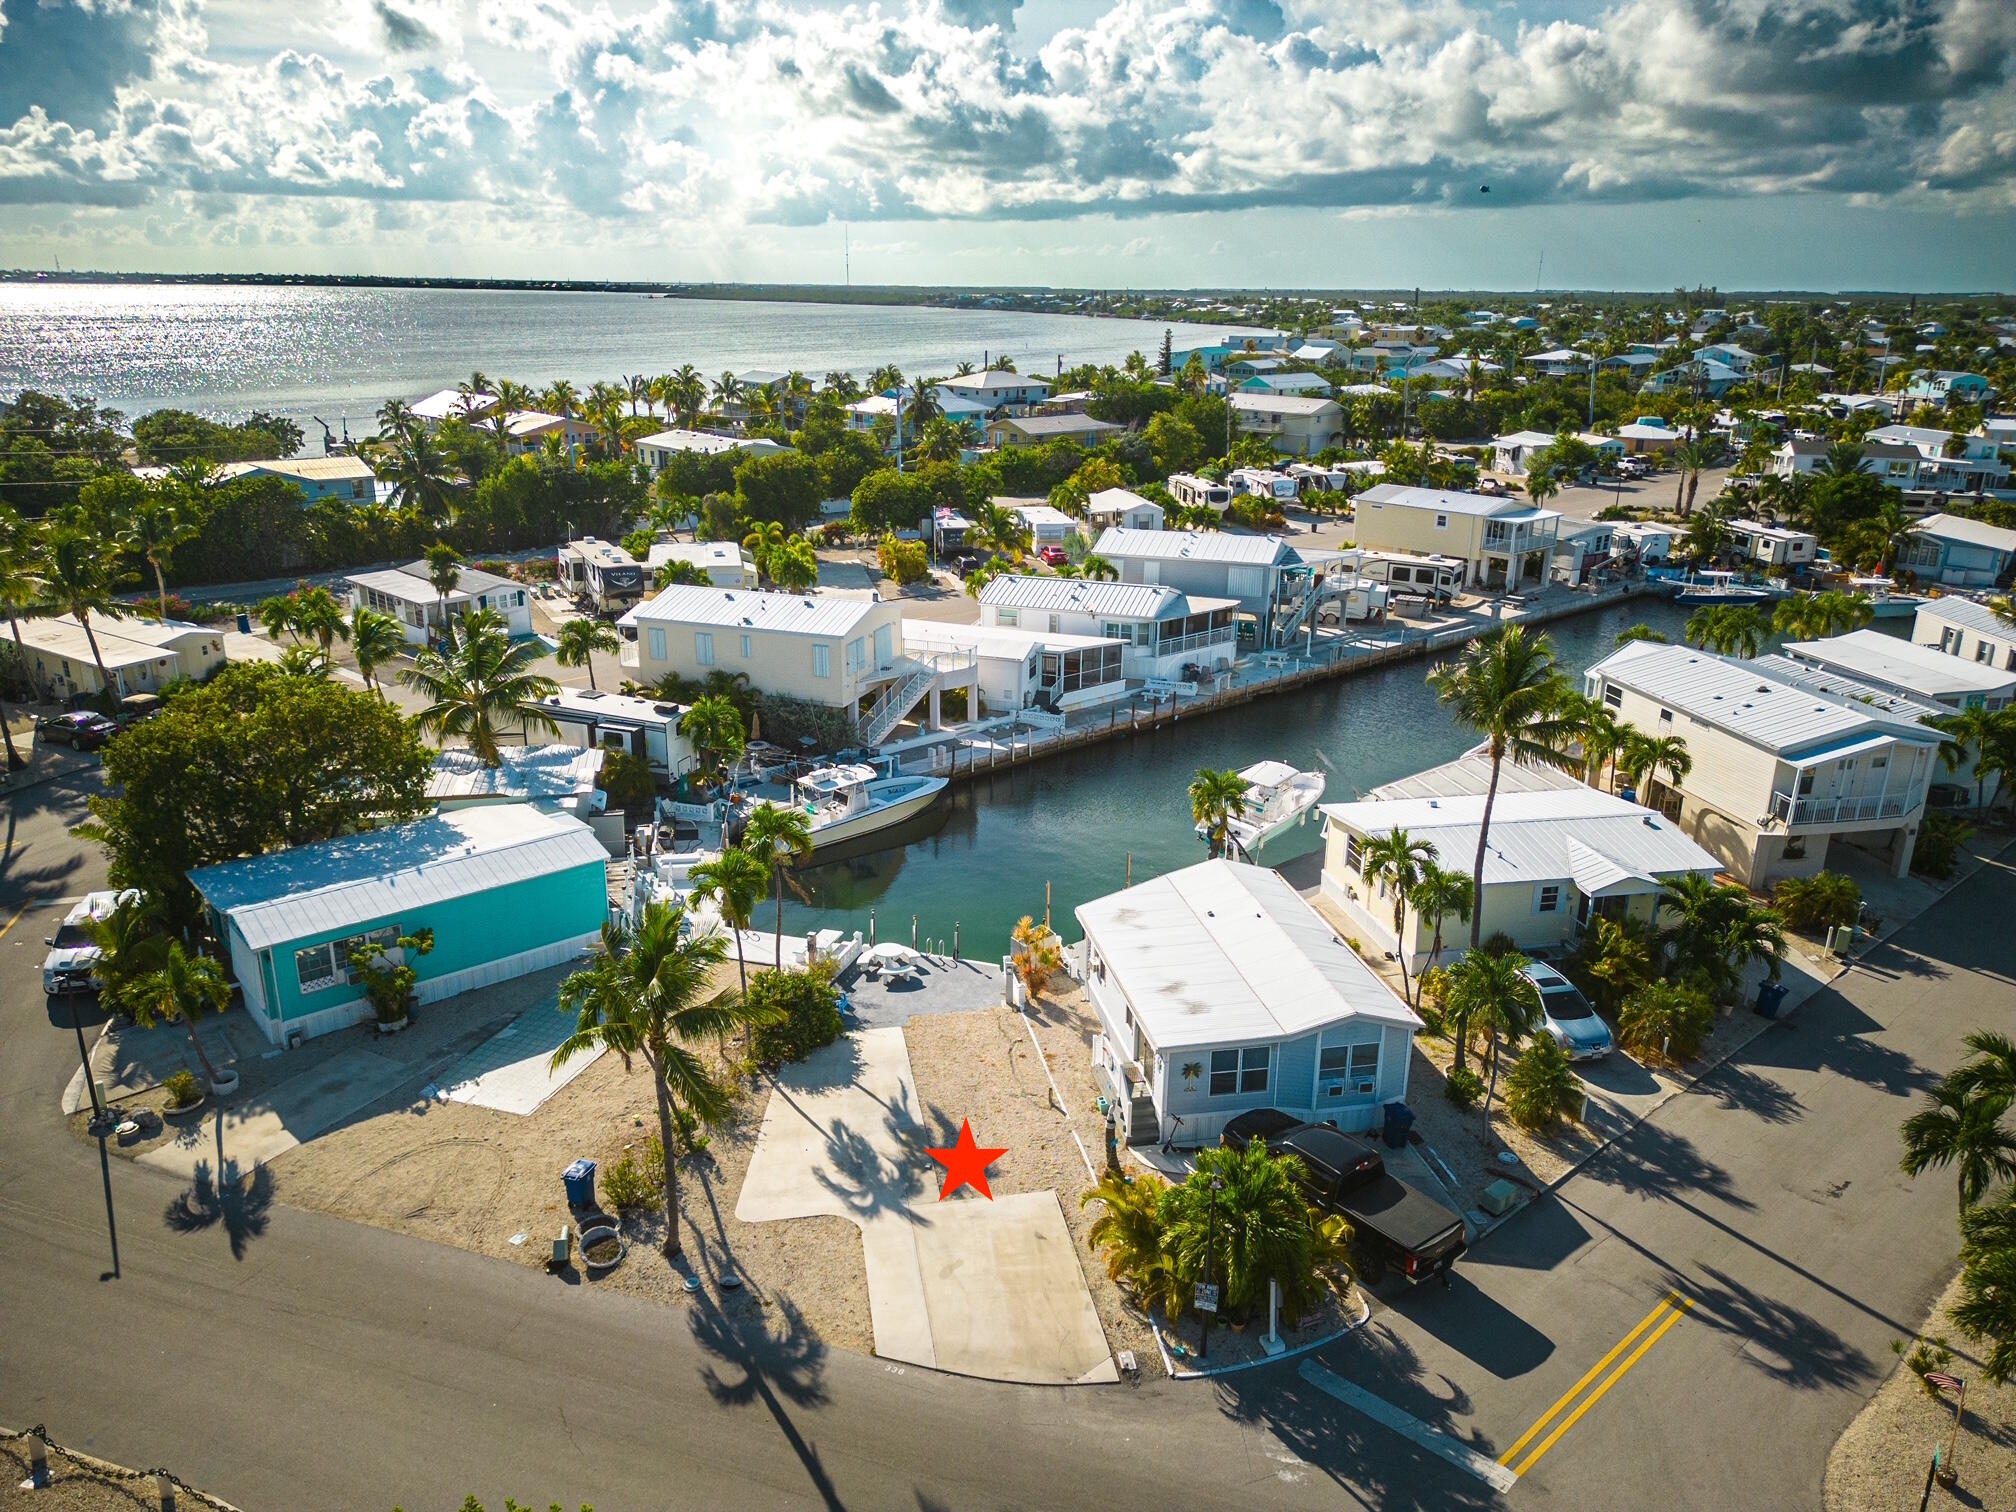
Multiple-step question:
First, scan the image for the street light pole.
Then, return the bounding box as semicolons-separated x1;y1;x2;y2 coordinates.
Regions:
70;994;120;1279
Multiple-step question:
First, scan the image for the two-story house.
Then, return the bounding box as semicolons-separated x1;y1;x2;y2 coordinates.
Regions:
939;370;1053;415
1228;393;1344;457
1584;641;1946;887
1352;484;1561;592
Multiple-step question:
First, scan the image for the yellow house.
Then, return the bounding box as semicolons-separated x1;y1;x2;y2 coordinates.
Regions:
1351;484;1561;591
13;614;226;701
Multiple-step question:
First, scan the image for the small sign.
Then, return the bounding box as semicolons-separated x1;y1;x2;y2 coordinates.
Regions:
1193;1282;1220;1314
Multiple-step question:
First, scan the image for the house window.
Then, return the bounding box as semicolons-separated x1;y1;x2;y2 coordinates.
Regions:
846;637;865;674
997;608;1018;627
1978;642;1997;665
740;635;752;659
1658;707;1673;725
695;632;715;667
1536;884;1561;914
1319;1042;1381;1098
813;644;831;678
1434;513;1449;529
1601;683;1622;709
1343;834;1362;873
647;627;667;662
1209;1046;1270;1096
294;925;400;995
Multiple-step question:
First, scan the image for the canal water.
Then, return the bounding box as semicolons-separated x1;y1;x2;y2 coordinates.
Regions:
778;597;1699;953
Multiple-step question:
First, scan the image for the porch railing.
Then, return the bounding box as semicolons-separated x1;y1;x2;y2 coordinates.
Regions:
1770;789;1914;827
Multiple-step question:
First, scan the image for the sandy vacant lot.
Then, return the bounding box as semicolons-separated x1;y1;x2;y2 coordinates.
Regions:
1825;1272;2016;1511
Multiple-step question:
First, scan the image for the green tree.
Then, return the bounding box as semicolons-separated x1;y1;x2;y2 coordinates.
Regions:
350;607;406;695
1684;602;1767;657
767;536;820;594
1426;625;1575;1067
851;470;930;534
1929;706;2015;814
689;845;770;1001
1080;1170;1183;1316
734;451;823;532
555;618;620;693
1188;767;1250;859
745;965;844;1064
112;486;200;621
1619;731;1692;799
1409;862;1473;1003
741;803;815;970
1656;872;1785;1000
81;662;433;924
1953;1192;2016;1384
1445;948;1543;1128
1161;1141;1341;1324
1901;1082;2016;1210
1505;1035;1582;1132
1361;827;1437;1005
1771;871;1862;934
551;904;747;1259
40;524;126;706
401;607;560;766
126;941;234;1083
679;694;745;787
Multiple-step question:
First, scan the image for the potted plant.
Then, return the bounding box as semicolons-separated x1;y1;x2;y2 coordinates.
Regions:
161;1069;205;1116
348;928;435;1033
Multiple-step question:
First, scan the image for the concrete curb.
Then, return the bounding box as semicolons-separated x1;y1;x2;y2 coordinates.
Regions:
4;750;100;798
1471;833;2016;1241
1154;1286;1372;1381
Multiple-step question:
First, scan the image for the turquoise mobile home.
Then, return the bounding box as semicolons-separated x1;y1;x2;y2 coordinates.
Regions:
189;806;610;1046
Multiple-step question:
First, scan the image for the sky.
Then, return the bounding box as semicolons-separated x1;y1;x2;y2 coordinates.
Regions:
1;0;2013;292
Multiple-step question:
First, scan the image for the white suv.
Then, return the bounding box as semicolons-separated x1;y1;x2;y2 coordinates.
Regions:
1524;961;1614;1061
42;890;138;996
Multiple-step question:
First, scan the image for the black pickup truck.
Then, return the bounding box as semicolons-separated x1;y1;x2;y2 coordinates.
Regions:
1223;1110;1468;1286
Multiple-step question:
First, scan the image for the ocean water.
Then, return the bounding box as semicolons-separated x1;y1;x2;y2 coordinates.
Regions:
0;283;1257;431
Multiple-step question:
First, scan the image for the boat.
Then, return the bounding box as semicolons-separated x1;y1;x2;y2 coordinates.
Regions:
1847;577;1928;619
768;764;948;856
1672;569;1779;606
1197;760;1326;856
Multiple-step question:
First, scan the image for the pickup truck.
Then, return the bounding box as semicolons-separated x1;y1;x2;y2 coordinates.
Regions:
1223;1110;1467;1286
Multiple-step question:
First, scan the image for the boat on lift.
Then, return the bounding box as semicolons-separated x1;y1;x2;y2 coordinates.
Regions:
1671;569;1779;606
1197;760;1326;857
768;763;948;856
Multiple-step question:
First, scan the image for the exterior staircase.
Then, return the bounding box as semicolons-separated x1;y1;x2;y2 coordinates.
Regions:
1127;1093;1161;1148
860;657;937;745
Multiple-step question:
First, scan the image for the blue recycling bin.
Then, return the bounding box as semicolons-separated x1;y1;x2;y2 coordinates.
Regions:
1382;1101;1416;1150
562;1158;597;1208
235;612;252;634
1753;982;1789;1019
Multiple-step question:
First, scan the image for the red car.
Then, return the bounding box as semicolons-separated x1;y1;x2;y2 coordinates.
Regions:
1039;544;1070;567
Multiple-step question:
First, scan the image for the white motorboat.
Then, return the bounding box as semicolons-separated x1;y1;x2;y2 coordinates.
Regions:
771;764;948;856
1671;569;1780;606
1847;577;1929;619
1197;760;1326;856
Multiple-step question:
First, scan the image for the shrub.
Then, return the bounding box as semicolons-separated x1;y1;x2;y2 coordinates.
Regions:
1911;812;1973;879
746;967;844;1064
599;1151;660;1214
1011;916;1064;999
1892;1335;1954;1398
163;1069;202;1108
1617;980;1717;1064
1772;871;1861;934
1506;1036;1582;1132
876;533;930;585
1443;1065;1485;1108
597;747;658;812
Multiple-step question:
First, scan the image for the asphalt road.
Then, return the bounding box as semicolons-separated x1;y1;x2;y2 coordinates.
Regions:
0;765;2003;1511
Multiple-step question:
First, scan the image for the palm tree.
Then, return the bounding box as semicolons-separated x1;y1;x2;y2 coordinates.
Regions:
423;541;462;646
670;365;706;427
1814;441;1871;479
0;525;49;709
1685;603;1767;658
130;941;234;1083
711;372;744;416
1928;706;2010;813
1573;701;1627;789
1614;624;1668;647
680;694;746;787
1901;1082;2016;1209
1361;827;1437;1004
1950;1031;2016;1104
401;607;560;765
1670;437;1715;516
1426;625;1574;1067
555;618;620;692
381;429;456;523
550;904;743;1259
1872;497;1921;575
1080;1170;1180;1310
40;525;125;707
115;488;199;621
917;418;967;464
741;804;815;969
1620;731;1691;802
291;586;351;660
1410;863;1473;1000
742;521;787;582
350;607;405;694
1188;767;1250;859
540;379;580;424
689;846;769;1002
277;645;332;679
1445;949;1543;1128
1656;872;1784;1000
1953;1192;2016;1385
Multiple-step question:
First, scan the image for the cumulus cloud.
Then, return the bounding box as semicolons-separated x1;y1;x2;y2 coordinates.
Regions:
0;0;2010;252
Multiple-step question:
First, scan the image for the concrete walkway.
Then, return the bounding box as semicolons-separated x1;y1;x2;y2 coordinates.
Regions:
426;995;600;1116
737;1026;1116;1385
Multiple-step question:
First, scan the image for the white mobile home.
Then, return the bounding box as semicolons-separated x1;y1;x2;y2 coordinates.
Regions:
348;561;534;647
1087;487;1168;532
978;576;1235;681
646;540;758;589
901;620;1126;716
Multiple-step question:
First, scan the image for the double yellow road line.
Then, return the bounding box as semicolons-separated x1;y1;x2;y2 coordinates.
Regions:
1499;1290;1694;1480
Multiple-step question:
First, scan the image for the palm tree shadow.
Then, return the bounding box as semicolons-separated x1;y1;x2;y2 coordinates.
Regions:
163;1158;275;1260
1661;1262;1875;1392
689;1290;839;1510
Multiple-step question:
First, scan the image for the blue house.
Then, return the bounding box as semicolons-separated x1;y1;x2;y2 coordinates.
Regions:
1078;859;1419;1148
1896;513;2016;590
190;806;611;1045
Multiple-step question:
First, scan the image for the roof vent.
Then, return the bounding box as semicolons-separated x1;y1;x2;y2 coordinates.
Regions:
1643;815;1659;828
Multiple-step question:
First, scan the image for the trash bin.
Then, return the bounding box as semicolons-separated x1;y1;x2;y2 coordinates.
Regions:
562;1158;597;1208
1381;1101;1416;1150
1753;982;1789;1020
236;612;252;635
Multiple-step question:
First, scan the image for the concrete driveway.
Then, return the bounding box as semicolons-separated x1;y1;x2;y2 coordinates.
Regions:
737;1025;1116;1385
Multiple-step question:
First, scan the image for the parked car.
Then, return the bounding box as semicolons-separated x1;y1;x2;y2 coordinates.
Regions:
43;889;139;996
1524;960;1613;1060
1222;1112;1467;1286
1616;458;1653;480
37;711;118;751
1038;544;1070;567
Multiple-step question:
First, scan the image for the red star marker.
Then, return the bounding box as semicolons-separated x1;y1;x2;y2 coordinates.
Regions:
925;1120;1009;1201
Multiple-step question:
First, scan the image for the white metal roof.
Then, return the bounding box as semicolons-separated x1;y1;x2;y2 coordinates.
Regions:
621;585;887;637
1092;528;1298;566
1588;641;1945;754
634;428;786;456
979;575;1223;621
1320;788;1722;891
1008;503;1075;527
1728;519;1817;543
1355;483;1536;519
1228;393;1340;416
410;387;495;421
1076;859;1418;1050
646;540;751;571
190;806;607;952
1495;430;1560;448
902;620;1117;659
428;744;605;801
236;456;378;482
1086;487;1163;516
1914;513;2016;554
348;560;517;605
1749;655;1946;722
1784;630;2016;699
1366;751;1585;802
993;413;1121;437
16;614;215;670
538;687;686;727
1913;597;2012;640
